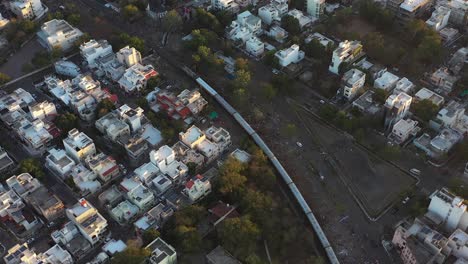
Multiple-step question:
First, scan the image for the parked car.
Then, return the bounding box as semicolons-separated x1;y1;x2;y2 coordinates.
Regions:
296;142;303;148
410;168;421;176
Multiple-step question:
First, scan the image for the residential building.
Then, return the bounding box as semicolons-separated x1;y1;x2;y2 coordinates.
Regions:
442;0;467;27
396;0;432;26
0;190;39;231
304;32;334;47
230;149;252;163
95;112;131;141
155;89;208;120
46;148;76;178
41;244;74;264
340;68;366;100
184;175;212;202
63;129;96;162
4;243;73;264
110;200;139;224
287;9;313;28
125;135;149;163
116;46;142;68
414;128;463;158
414;88;445;107
206;246;241;264
134;162;160;186
6;173;40;199
98;186;124;208
426;188;468;233
448;47;467;75
180;126;206;149
9;0;46;20
118;63;158;93
120;178;155;210
173;142;206;169
374;71;400;91
96;53;126;81
16;119;54;154
70;164;101;194
275;44;305;67
51;223;91;259
430;67;458;94
439;27;459;43
37;19;84;52
66;198;108;245
54;59;81;77
258;0;288;25
80;39;113;69
265;25;288;43
384;92;412;132
205;126;232;152
85;153;120;182
24;185;65;222
236;11;262;34
426;6;451;31
211;0;238;12
116;104;145;133
352;91;381;114
329;40;363;74
150;145;188;182
434;100;466;130
394;77;415;94
245;36;264;57
306;0;325;19
134;202;175;232
389;119;421;144
0;147;16;174
226;11;262;44
152;174;173;194
0;13;9;28
146;237;177;264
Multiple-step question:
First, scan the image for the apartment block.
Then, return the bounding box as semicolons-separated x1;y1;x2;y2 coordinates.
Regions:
340;68;366;100
329;40;363;74
63;129;96;162
66;198;108;245
37;19;84;52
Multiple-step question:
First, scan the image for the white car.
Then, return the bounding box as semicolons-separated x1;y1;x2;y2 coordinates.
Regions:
296;142;303;148
410;168;421;176
402;197;410;204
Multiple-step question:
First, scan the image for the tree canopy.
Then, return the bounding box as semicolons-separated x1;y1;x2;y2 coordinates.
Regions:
219;217;260;258
411;99;439;122
54;112;79;134
162;10;183;33
19;159;45;180
0;72;11;85
281;15;301;36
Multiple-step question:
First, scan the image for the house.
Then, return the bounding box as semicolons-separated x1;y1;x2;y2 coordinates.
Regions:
433;100;467;134
116;104;145;133
236;11;262;34
155;89;208;120
46;148;76;178
125;135;149;163
16;119;54;154
116;46;142;68
118;63;158;93
152;174;173;194
66;198;108;245
329;40;363;74
180;126;206;149
6;173;40;199
63;129;96;162
134;162;160;187
70;164;101;194
0;147;16;174
352;91;381;114
275;44;305;67
28;100;57;120
226;11;262;44
184;175;212;202
51;222;92;259
9;0;46;20
230;149;252;163
374;71;400;91
208;201;240;225
80;39;113;69
211;0;239;12
96;53;126;81
395;0;431;26
413;128;463;158
430;67;458;94
265;25;288;43
339;68;366;100
427;188;468;233
439;27;459;43
442;0;467;27
426;6;451;31
384;92;412;132
110;200;139;224
258;0;288;25
145;237;177;264
394;77;415;94
0;13;9;29
179;126;222;162
24;185;65;222
4;243;73;264
0;190;39;232
134;202;175;232
85;153;120;182
54;59;81;77
37;19;84;52
389;119;421;144
204;126;232;152
287;9;314;28
95;111;131;141
120;178;155;210
414;88;445;107
150;145;188;182
304;32;333;47
98;186;124;208
245;36;264;57
448;47;467;75
206;246;241;264
306;0;325;19
103;240;127;256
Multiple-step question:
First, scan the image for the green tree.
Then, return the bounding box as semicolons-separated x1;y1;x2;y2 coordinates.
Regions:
187;162;197;175
272;74;294;95
232;69;251;89
146;76;161;90
281;15;301;36
0;72;11;85
318;104;338;120
372;88;389;104
454;139;468;160
264;50;280;68
219;217;260;258
194;8;223;34
262;83;277;100
303;39;326;59
142;229;160;246
411;99;439;122
416;35;442;64
96;98;116;117
240;189;273;222
122;4;140;20
306;256;326;264
54;112;79;133
19;159;45;180
363;32;385;60
235;58;249;71
162;10;183;33
217;157;247;197
111;245;150;264
118;33;145;52
66;14;81;26
245;254;266;264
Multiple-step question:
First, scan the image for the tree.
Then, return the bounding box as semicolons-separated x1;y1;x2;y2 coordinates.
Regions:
372;88;389;104
454;139;468;160
0;72;11;85
194;8;223;34
416;35;442;64
112;245;150;264
245;254;266;264
271;74;294;95
117;33;145;52
187;162;197;175
232;69;251;89
219;217;260;258
146;76;161;90
264;50;280;68
281;15;301;36
66;14;81;26
217;157;247;198
19;159;45;180
281;123;297;137
262;83;277;100
411;99;439;122
318;104;338;120
363;32;385;61
240;189;273;222
122;4;140;20
235;58;249;71
303;39;326;59
306;256;326;264
54;112;79;134
96;98;116;117
162;10;183;33
142;229;160;246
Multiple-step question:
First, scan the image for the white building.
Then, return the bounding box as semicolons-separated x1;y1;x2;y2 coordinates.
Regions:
150;145;188;181
204;126;232;152
63;129;96;162
54;59;81;77
258;0;288;25
28;100;57;120
384;92;412;131
426;6;451;31
152;174;172;194
394;77;415;94
389;118;420;144
414;88;445;107
226;11;262;44
430;67;458;94
287;9;314;28
17;119;53;154
85;153;120;182
66;198;108;245
275;44;305;67
116;104;145;133
110;200;139;223
329;40;363;74
434;100;467;133
374;71;400;91
306;0;325;19
4;243;73;264
0;13;9;29
9;0;46;20
427;188;468;233
146;238;177;264
245;36;264;57
37;19;84;52
211;0;238;12
265;25;288;43
46;148;76;178
80;39;113;69
305;32;334;47
236;11;262;34
95;112;131;141
120;178;155;210
184;175;211;202
116;46;142;68
340;68;366;100
70;164;101;194
118;63;157;93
